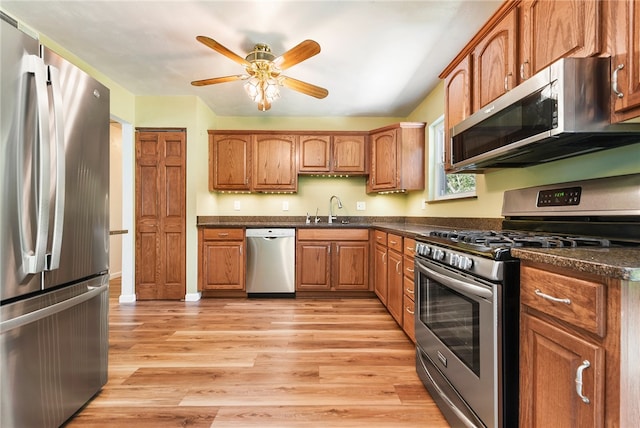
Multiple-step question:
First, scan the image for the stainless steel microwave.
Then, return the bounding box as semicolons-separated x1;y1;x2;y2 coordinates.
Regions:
450;57;640;172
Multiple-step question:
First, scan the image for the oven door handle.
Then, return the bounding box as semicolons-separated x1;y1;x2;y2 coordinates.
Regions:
416;260;493;300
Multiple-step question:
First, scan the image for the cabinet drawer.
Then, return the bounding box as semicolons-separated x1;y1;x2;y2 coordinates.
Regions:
403;255;415;281
403;275;415;300
403;295;416;343
298;228;368;241
203;228;244;241
404;237;416;257
521;265;606;336
387;233;403;253
373;230;387;245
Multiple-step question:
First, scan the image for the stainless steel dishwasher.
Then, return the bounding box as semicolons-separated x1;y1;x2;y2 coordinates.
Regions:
245;228;296;297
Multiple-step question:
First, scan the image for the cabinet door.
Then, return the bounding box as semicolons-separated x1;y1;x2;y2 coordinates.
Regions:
443;56;472;171
386;249;404;325
519;0;602;81
373;243;388;304
333;135;366;174
202;241;245;290
296;241;331;290
299;135;331;173
520;313;605;428
333;242;369;290
610;0;640;120
368;129;398;192
210;134;251;191
473;7;518;109
252;134;297;192
402;292;416;343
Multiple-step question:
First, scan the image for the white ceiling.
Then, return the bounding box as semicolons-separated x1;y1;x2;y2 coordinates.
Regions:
1;0;502;117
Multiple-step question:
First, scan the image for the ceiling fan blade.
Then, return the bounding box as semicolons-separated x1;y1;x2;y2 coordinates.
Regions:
280;76;328;99
196;36;251;67
191;74;245;86
274;40;321;70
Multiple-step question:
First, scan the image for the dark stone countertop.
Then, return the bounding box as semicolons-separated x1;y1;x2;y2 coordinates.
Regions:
197;216;639;281
511;247;640;281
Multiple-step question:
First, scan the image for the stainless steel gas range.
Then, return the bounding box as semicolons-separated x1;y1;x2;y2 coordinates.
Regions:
414;173;640;428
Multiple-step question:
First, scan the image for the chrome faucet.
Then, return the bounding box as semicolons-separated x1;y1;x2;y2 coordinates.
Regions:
328;195;343;224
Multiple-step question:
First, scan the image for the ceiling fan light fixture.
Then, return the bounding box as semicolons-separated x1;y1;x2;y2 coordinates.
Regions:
244;76;280;108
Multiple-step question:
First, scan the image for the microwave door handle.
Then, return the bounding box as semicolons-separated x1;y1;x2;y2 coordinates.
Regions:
46;65;66;270
416;260;493;300
20;55;51;274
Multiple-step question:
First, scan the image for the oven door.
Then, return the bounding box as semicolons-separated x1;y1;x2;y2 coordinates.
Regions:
415;257;498;428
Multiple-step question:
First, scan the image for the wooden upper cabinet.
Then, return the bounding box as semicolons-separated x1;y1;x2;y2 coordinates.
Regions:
209;133;251;191
609;0;640;121
298;133;367;175
519;0;602;81
367;122;425;193
368;128;398;192
332;134;366;174
299;135;331;172
443;55;472;171
473;7;518;109
252;134;297;192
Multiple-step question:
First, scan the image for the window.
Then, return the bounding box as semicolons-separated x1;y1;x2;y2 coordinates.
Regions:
430;115;476;200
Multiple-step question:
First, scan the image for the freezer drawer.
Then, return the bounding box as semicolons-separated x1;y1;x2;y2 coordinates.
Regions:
0;276;109;428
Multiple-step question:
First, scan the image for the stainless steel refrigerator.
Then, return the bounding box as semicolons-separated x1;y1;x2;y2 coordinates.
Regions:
1;12;110;428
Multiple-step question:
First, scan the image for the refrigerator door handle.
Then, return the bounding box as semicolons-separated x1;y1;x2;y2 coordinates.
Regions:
19;54;51;275
45;64;66;270
0;282;108;333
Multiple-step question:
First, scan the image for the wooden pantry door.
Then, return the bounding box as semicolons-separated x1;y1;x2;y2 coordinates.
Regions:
135;129;186;299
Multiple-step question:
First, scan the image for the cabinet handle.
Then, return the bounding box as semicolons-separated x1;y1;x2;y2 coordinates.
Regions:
534;288;571;305
382;252;386;264
218;232;229;237
406;267;414;273
405;306;414;315
405;287;414;295
575;360;591;404
240;244;243;256
520;60;529;80
395;260;402;273
390;240;397;245
612;64;624;98
504;72;513;91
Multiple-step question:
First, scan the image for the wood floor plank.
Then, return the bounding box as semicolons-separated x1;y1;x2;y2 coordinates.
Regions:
66;280;450;427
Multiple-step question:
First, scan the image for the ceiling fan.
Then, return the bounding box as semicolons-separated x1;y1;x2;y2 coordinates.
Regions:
191;36;329;111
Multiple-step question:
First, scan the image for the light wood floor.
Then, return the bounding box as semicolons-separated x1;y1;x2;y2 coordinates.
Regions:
66;278;449;427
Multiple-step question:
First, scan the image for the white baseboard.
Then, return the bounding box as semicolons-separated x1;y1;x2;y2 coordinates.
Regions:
185;292;201;302
109;271;122;279
118;294;137;303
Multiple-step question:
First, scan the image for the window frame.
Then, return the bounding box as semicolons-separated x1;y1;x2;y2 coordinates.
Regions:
429;115;476;201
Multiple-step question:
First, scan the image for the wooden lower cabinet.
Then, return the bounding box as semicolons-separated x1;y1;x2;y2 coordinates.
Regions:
521;313;605;428
386;247;403;324
402;237;416;342
373;231;388;304
198;228;245;291
519;261;624;428
296;229;369;292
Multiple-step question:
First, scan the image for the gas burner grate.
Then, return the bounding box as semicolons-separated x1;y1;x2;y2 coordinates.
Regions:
429;230;611;249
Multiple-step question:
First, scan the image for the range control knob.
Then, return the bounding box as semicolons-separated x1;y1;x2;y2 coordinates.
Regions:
416;243;431;257
459;256;473;270
432;248;445;261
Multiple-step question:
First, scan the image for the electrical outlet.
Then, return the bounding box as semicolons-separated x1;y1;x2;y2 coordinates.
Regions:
233;200;241;211
356;201;366;211
282;201;289;211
